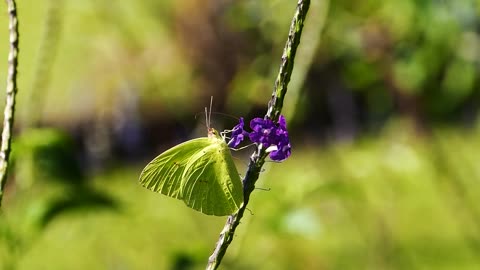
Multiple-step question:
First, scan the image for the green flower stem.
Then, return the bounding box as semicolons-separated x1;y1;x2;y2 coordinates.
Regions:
206;1;310;269
0;0;19;208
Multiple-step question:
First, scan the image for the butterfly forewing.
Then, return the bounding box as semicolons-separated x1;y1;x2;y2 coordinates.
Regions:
139;138;211;199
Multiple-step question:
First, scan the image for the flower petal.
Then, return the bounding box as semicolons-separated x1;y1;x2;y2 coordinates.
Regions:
269;141;291;161
227;117;248;148
278;115;287;129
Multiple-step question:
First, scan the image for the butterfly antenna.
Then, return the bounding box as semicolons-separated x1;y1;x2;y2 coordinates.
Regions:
205;107;209;130
209;96;213;128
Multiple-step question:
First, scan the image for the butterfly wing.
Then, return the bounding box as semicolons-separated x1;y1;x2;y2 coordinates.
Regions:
139;138;210;199
180;136;244;216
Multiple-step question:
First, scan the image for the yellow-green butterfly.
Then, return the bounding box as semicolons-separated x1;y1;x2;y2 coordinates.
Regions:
139;106;243;216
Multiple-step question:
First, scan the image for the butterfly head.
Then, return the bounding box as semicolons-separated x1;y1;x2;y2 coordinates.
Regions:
208;128;221;139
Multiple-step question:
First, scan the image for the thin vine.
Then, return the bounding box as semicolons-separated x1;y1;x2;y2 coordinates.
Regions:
206;1;311;269
0;0;20;207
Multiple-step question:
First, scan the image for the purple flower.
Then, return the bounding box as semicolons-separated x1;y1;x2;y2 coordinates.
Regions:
248;115;291;161
269;115;291;161
269;140;291;161
278;115;287;130
249;118;277;147
227;115;291;161
227;117;249;148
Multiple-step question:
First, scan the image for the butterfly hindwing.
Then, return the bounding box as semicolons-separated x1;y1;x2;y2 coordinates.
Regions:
181;136;243;216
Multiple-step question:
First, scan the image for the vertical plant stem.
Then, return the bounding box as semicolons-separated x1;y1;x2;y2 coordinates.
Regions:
0;0;19;207
25;0;63;128
206;1;310;269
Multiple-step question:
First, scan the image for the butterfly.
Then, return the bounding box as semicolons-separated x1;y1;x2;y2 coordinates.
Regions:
139;103;243;216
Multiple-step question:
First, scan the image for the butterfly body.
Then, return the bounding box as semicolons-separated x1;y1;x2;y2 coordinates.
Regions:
140;128;244;216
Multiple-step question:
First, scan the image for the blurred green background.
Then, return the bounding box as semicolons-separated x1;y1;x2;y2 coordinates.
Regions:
1;0;480;269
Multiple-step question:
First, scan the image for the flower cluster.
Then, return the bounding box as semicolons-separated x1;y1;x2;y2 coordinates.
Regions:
227;115;291;161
